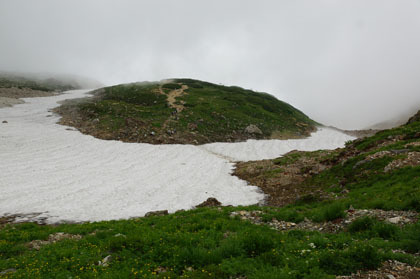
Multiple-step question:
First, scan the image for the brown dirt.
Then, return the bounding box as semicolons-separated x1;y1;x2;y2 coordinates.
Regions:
196;197;222;208
158;81;188;113
0;87;58;98
234;149;340;207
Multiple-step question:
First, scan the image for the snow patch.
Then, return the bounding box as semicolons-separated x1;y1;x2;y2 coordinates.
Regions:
0;90;354;223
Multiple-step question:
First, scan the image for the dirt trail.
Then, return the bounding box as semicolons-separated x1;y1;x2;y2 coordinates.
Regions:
158;82;188;113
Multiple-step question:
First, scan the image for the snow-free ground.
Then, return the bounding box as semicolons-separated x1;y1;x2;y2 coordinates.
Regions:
0;90;354;223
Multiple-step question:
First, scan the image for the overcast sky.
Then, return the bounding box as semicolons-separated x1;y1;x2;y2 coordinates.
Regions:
1;0;420;129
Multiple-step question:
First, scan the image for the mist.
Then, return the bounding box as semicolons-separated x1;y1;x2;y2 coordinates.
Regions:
1;0;420;129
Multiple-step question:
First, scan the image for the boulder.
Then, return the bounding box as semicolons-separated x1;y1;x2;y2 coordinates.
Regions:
244;124;262;135
145;210;168;217
196;197;222;208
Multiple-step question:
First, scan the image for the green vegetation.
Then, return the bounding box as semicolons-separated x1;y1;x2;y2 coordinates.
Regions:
0;75;77;92
237;114;420;220
64;79;318;144
1;207;419;278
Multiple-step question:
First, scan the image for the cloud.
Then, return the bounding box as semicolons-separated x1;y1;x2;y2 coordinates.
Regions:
1;0;420;129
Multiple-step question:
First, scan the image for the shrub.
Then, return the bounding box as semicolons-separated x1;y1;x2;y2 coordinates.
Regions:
348;217;375;233
313;203;347;222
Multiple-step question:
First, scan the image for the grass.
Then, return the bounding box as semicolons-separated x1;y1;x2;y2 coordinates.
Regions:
0;208;419;278
68;79;318;144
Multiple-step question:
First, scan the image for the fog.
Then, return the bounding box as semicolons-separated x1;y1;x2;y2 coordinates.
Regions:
1;0;420;129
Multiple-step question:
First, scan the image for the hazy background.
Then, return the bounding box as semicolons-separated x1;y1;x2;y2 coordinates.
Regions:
1;0;420;129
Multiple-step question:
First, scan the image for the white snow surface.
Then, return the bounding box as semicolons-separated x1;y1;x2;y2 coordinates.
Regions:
0;90;355;223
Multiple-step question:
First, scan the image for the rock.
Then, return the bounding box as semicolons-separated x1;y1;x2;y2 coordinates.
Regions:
0;268;17;276
26;232;82;250
387;217;403;224
150;131;155;136
98;255;112;267
145;210;168;217
2;120;7;123
188;123;198;130
386;275;396;279
155;266;167;274
244;124;262;135
196;197;222;208
390;149;410;154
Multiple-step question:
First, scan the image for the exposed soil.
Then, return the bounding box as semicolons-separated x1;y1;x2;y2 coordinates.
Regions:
0;87;58;98
0;87;59;108
234;149;339;207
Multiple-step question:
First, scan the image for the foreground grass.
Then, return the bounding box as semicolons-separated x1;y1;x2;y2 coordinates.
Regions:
1;207;419;279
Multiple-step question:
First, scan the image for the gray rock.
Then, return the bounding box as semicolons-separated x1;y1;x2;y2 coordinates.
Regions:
387;216;402;224
98;255;112;267
390;149;410;154
145;210;168;217
244;124;262;135
386;275;396;279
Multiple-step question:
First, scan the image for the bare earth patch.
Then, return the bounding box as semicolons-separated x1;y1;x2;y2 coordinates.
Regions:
0;87;59;108
234;149;338;207
26;232;82;250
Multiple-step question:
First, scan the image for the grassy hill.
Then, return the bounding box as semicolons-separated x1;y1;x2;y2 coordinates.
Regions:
56;79;317;144
0;74;76;92
1;111;419;278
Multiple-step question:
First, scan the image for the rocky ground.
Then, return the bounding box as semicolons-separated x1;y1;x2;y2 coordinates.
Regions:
230;209;418;233
336;260;420;279
234;149;339;207
0;87;59;108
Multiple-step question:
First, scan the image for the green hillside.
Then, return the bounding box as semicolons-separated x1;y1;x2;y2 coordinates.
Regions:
56;79;317;144
0;74;77;92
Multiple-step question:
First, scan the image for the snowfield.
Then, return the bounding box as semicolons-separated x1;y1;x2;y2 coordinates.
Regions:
0;90;354;223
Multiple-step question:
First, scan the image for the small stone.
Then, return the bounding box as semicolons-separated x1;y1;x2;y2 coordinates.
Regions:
98;255;112;267
387;217;402;224
386;275;396;279
239;211;247;216
2;120;7;123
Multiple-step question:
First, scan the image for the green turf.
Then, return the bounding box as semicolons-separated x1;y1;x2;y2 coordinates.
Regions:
74;79;318;143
